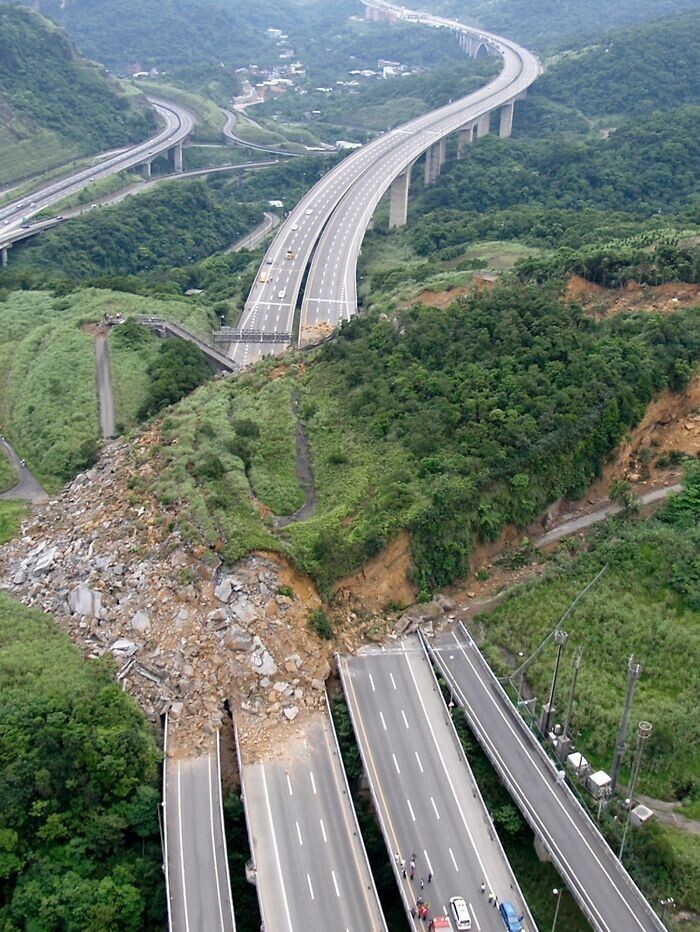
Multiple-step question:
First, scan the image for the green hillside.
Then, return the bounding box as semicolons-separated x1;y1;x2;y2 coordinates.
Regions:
427;0;700;50
0;0;355;72
0;4;156;185
536;12;700;119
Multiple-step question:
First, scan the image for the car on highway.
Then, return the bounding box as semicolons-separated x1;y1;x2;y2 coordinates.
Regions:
285;248;294;260
499;901;523;932
450;896;471;930
291;223;299;231
277;288;287;299
265;257;273;264
305;208;313;215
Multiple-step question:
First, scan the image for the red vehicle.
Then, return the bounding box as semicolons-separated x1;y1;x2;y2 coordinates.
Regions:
429;918;453;931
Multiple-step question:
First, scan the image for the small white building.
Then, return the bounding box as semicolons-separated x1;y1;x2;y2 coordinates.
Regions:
586;770;612;798
566;752;590;778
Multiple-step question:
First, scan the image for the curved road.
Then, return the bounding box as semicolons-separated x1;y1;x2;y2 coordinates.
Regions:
0;438;48;504
0;98;195;251
230;1;540;365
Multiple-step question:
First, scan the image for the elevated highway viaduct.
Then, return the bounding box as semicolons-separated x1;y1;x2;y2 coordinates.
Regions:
227;0;541;366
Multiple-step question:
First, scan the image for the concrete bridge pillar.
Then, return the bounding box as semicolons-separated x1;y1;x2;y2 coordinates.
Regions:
389;165;411;228
476;111;491;138
499;101;515;138
424;142;442;186
457;124;474;158
169;142;184;172
438;137;447;168
1;245;9;268
140;159;152;179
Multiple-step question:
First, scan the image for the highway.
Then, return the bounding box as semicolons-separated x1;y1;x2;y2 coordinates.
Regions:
231;0;540;365
240;712;387;931
222;108;305;158
428;624;666;932
340;637;533;931
164;730;236;932
0;97;194;252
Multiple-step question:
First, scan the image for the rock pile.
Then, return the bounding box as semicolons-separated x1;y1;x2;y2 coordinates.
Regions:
0;439;333;757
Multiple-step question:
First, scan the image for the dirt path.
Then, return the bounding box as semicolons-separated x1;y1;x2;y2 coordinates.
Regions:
94;333;116;439
273;392;316;528
636;794;700;836
0;438;48;504
535;483;683;548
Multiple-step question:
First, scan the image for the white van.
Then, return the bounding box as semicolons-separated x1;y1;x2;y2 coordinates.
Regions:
450;897;472;931
278;289;287;299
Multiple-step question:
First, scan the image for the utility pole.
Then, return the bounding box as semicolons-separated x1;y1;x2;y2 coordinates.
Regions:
610;656;643;794
540;628;568;734
619;721;652;862
556;645;583;761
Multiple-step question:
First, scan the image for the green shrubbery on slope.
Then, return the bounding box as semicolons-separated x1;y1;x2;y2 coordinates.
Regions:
0;5;155;184
150;287;700;594
0;592;164;930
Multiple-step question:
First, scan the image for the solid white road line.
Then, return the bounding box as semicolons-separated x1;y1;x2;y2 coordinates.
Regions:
207;756;225;931
445;631;649;931
176;763;191;932
261;768;295;931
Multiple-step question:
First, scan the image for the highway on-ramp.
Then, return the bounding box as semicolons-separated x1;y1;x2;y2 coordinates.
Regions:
340;636;533;931
164;736;236;932
429;624;665;932
240;712;387;932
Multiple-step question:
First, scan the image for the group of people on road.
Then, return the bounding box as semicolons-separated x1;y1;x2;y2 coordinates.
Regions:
395;850;433;923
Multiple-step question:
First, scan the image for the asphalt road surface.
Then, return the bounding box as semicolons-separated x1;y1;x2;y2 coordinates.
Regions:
0;438;48;504
231;1;539;367
94;334;116;440
241;713;386;932
430;626;665;932
165;750;236;932
340;636;533;932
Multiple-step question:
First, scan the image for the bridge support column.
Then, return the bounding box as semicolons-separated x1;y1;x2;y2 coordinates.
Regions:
457;124;474;158
424;142;442;186
169;141;184;172
499;101;515;138
476;111;491;138
140;159;152;179
389;166;411;228
1;245;9;268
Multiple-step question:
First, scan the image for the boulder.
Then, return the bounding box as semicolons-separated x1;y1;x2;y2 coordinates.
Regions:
283;705;299;721
33;546;58;576
68;583;102;618
110;638;137;657
226;624;253;651
251;648;277;677
435;593;456;611
230;594;257;625
130;610;151;635
214;577;233;602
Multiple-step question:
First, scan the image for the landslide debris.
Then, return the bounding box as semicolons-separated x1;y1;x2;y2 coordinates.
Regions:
0;435;351;757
